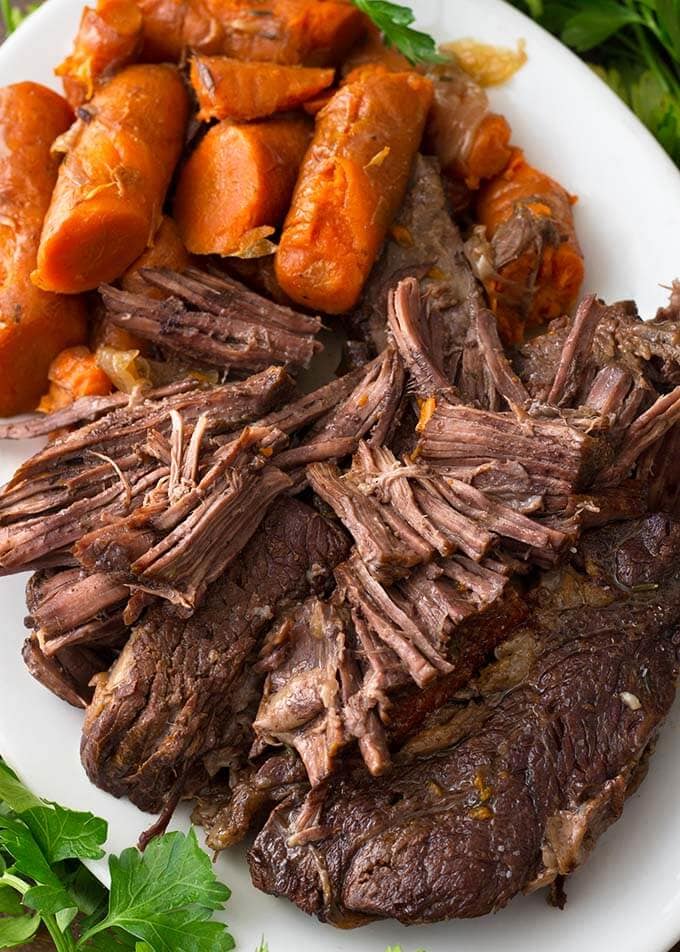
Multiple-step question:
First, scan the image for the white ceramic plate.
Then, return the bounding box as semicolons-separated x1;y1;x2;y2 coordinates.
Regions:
1;2;680;950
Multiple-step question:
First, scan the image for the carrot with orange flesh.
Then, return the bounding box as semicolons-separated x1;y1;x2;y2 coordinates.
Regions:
138;0;367;65
475;148;585;344
55;0;143;108
191;55;334;122
33;64;189;295
38;346;113;414
275;68;433;314
174;116;312;257
0;83;88;417
120;215;190;297
425;60;512;189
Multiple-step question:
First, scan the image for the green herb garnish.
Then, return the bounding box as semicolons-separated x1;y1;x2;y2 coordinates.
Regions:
0;0;41;34
352;0;445;64
0;761;234;952
510;0;680;166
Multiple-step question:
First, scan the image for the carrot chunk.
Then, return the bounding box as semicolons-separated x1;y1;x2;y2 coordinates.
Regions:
475;148;585;343
174;116;311;257
0;82;87;416
138;0;367;66
33;64;189;294
56;0;143;107
276;68;433;314
120;216;190;297
38;346;112;413
191;54;334;122
425;61;512;189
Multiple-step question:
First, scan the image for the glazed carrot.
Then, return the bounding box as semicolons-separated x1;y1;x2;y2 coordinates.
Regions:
174;116;311;256
38;346;113;413
33;65;188;295
276;68;433;314
425;60;512;189
55;0;143;108
138;0;367;65
0;83;87;417
120;215;190;297
191;55;334;122
475;148;585;343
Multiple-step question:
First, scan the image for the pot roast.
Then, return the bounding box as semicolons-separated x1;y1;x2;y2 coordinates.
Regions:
2;157;679;930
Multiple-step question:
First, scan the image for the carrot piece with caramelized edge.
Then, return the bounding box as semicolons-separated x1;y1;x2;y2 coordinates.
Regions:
425;60;512;189
174;116;312;257
38;346;113;413
191;55;334;122
276;68;433;314
33;64;188;295
120;215;190;298
138;0;367;65
475;148;585;344
0;82;87;417
55;0;143;108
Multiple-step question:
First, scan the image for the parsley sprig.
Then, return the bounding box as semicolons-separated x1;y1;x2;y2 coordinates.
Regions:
510;0;680;165
0;761;234;952
352;0;445;64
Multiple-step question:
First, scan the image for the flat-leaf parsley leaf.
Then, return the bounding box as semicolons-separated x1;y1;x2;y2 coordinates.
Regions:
352;0;445;64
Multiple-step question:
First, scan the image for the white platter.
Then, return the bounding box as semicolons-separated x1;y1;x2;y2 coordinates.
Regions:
1;2;680;950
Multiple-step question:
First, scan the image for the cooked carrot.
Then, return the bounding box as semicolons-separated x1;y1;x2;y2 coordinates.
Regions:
120;215;190;297
0;83;88;417
341;22;410;78
174;116;311;256
33;65;188;295
475;148;585;343
425;61;512;189
139;0;367;65
191;54;334;122
55;0;143;108
38;346;113;413
275;68;433;314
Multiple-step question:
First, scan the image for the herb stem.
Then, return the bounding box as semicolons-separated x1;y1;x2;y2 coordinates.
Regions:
632;20;672;93
636;6;680;92
43;914;77;952
0;872;29;895
637;4;665;49
0;0;13;34
77;921;104;945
